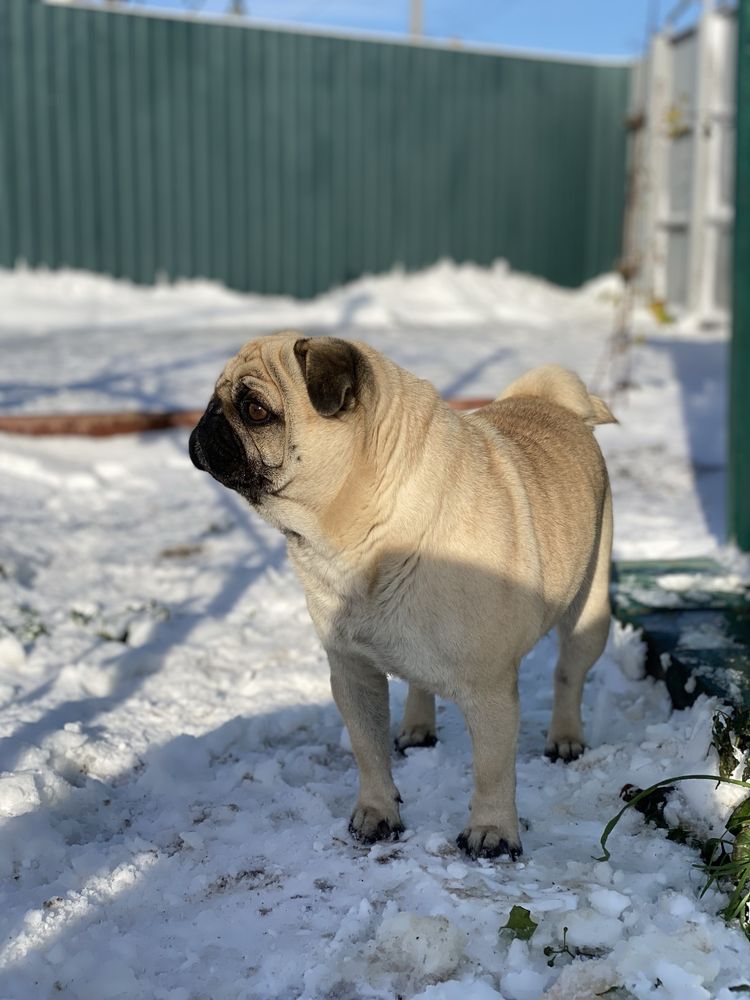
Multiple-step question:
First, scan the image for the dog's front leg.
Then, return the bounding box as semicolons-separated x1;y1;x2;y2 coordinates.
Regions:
458;678;523;860
329;650;404;843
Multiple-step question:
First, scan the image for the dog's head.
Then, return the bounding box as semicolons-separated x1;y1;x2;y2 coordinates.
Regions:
189;334;374;530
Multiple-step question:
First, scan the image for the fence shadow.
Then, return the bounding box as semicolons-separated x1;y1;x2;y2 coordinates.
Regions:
0;446;286;775
650;335;728;544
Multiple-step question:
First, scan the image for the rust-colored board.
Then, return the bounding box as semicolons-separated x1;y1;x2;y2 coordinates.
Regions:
0;399;493;437
0;410;202;437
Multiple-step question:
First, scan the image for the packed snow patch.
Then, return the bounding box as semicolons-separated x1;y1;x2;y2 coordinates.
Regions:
376;912;466;980
0;772;40;818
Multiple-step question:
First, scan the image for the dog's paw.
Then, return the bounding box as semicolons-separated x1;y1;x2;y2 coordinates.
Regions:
349;803;404;845
394;725;437;754
456;825;523;861
544;738;585;763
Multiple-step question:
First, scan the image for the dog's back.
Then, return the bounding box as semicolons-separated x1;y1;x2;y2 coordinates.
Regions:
469;365;614;626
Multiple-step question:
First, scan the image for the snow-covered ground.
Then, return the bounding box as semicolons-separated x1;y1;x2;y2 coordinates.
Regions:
0;262;747;999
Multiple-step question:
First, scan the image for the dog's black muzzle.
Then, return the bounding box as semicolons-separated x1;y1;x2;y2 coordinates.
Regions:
189;396;245;488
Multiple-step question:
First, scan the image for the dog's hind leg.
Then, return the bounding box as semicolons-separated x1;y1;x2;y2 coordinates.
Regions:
546;484;613;763
395;684;437;753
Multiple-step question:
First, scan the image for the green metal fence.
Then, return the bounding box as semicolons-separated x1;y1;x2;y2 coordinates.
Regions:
0;0;632;297
730;0;750;551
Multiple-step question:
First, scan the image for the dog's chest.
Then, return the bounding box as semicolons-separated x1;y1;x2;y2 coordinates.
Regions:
337;596;458;696
290;544;458;696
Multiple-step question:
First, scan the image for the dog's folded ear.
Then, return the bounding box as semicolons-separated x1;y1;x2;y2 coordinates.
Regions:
294;337;367;417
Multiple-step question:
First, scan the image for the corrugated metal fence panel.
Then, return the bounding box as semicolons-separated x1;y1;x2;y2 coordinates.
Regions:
0;0;631;296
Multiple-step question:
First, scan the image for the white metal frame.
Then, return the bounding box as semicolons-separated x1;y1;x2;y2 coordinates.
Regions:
631;1;737;324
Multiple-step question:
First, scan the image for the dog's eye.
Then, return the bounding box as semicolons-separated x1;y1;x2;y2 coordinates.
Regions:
241;398;270;424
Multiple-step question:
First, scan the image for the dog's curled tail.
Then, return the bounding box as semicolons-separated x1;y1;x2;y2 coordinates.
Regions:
499;365;617;428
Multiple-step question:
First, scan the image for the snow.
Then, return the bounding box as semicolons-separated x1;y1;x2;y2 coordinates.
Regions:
587;887;631;918
0;261;748;999
500;948;551;1000
375;912;467;980
609;622;649;681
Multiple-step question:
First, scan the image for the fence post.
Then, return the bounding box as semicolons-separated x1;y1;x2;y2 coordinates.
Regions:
642;32;671;304
730;0;750;549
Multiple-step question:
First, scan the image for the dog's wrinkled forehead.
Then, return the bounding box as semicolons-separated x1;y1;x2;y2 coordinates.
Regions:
217;336;296;409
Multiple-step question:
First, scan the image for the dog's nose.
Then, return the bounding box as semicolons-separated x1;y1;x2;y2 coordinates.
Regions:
188;427;206;470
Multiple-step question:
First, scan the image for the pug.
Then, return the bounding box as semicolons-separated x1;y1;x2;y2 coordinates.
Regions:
189;334;615;860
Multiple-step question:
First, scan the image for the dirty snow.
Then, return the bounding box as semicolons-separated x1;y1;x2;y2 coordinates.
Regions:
0;262;748;999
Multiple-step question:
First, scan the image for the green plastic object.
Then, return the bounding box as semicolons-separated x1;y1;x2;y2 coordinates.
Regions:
612;559;750;709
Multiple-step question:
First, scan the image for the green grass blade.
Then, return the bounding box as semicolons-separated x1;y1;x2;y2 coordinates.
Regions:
596;774;750;862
